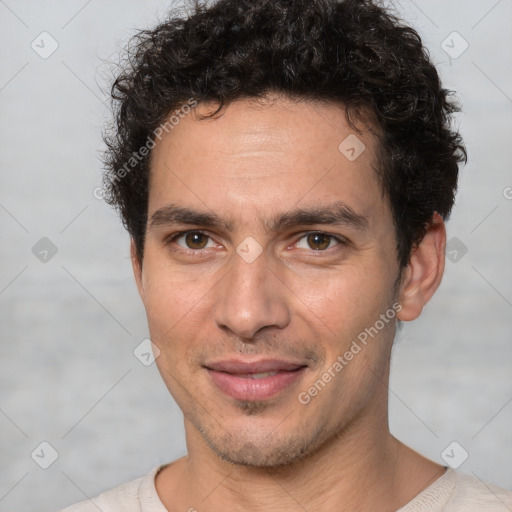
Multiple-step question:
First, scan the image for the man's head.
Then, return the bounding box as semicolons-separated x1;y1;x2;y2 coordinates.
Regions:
102;0;466;468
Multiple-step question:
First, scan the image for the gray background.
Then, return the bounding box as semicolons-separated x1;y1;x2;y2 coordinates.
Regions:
0;0;511;510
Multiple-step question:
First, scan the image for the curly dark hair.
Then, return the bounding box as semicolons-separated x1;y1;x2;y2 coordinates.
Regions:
102;0;467;269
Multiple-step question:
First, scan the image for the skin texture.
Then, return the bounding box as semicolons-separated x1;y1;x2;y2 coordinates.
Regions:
132;95;447;511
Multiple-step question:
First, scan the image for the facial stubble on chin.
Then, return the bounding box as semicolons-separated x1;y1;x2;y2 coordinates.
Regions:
193;390;337;468
233;399;272;416
198;418;327;468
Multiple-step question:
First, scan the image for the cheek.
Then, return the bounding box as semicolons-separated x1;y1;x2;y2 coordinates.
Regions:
294;263;387;329
141;264;203;342
140;259;222;375
296;264;397;375
142;246;204;300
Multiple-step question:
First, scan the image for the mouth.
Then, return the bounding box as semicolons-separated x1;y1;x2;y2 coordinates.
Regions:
204;359;308;401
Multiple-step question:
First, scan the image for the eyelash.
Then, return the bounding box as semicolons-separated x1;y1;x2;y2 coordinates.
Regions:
164;230;347;254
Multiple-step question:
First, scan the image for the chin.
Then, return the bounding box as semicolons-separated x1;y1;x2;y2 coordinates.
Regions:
197;420;327;468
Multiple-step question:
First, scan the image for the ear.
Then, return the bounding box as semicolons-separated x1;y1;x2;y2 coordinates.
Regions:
130;238;145;301
397;212;446;322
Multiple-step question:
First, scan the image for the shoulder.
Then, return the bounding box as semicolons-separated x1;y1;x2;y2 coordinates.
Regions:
445;470;512;511
59;466;165;512
399;468;512;512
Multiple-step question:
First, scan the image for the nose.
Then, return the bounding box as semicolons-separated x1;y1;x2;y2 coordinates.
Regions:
212;247;291;340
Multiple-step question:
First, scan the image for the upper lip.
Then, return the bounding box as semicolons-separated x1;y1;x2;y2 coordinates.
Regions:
204;359;307;374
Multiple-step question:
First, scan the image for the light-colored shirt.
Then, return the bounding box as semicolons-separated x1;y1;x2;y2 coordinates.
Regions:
60;465;512;511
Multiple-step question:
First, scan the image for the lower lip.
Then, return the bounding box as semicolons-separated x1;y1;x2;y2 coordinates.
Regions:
207;368;306;401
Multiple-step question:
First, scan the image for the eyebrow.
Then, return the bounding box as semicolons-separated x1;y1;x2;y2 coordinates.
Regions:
267;202;369;232
149;204;233;231
148;201;369;232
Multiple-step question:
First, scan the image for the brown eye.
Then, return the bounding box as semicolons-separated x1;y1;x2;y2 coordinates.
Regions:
306;233;332;250
184;232;209;249
165;230;218;255
295;232;343;252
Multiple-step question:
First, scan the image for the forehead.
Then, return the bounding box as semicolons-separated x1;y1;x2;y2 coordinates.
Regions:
147;96;387;231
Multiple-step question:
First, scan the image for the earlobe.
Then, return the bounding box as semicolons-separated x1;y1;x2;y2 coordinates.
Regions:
130;239;144;300
397;213;446;322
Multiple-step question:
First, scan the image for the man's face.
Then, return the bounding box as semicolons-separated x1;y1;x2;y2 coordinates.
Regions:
135;96;403;467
